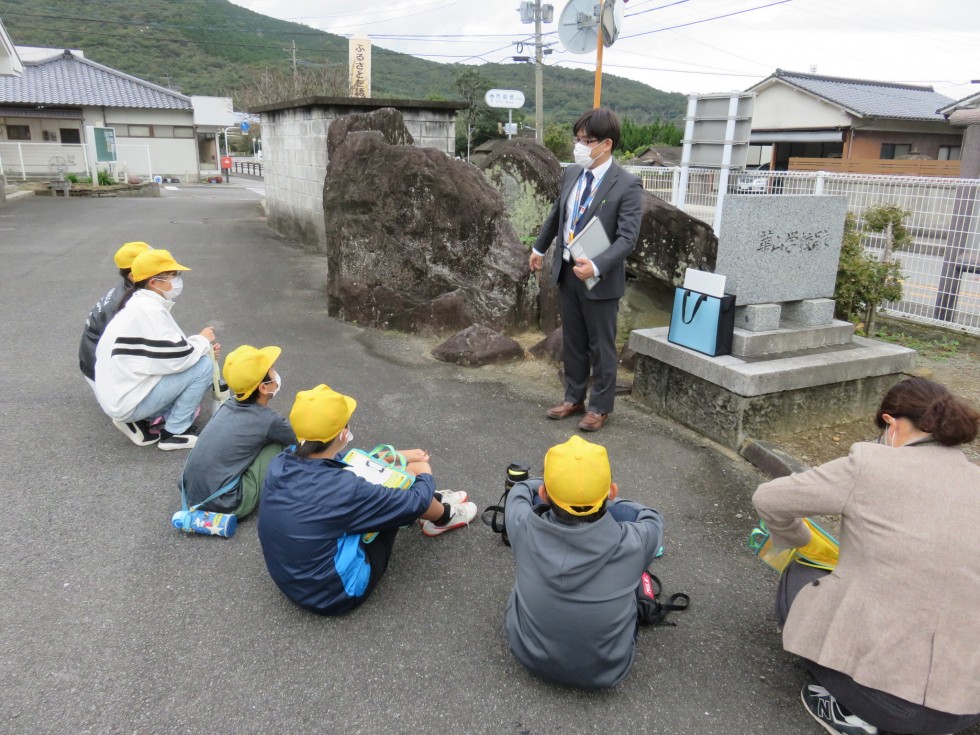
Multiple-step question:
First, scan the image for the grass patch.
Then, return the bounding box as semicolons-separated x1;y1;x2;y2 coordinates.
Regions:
874;326;960;361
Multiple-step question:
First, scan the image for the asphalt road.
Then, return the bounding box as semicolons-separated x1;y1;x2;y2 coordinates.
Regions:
1;185;967;735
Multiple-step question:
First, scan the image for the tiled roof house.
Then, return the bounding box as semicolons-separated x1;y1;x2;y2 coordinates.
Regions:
0;23;235;181
745;69;962;170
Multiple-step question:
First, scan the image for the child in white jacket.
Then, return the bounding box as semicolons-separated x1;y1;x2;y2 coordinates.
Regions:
95;249;217;451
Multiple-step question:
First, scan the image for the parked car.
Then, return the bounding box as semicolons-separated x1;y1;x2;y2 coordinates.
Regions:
735;163;770;193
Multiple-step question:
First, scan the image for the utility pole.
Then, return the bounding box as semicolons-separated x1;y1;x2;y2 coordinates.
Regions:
534;0;543;143
291;40;298;92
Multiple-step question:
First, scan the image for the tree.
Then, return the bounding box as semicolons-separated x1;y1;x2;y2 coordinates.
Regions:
833;209;906;336
543;122;572;162
233;65;348;110
617;116;683;157
453;67;496;159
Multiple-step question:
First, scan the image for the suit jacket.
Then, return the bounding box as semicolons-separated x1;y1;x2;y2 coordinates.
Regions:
753;441;980;715
534;161;643;300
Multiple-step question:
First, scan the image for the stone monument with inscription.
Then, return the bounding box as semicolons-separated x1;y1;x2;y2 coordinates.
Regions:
629;195;915;450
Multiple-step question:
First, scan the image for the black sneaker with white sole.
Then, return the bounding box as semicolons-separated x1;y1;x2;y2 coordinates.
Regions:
112;419;159;446
157;425;199;451
801;684;877;735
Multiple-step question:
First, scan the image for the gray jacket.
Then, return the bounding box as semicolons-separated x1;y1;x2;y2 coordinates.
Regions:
504;480;664;689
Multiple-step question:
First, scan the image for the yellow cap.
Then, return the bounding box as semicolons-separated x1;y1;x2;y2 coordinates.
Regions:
543;436;612;516
223;345;281;400
289;384;357;443
114;241;151;269
130;248;191;282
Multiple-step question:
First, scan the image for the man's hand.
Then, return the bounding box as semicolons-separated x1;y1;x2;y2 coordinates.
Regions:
529;252;543;273
572;257;596;281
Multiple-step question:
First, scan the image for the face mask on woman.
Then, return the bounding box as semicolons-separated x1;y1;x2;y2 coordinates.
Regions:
164;276;184;300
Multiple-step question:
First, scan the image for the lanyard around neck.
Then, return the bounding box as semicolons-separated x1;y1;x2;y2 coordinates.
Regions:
569;170;603;240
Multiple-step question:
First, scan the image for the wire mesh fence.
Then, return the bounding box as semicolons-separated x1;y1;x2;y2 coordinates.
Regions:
0;142;153;181
0;142;89;179
622;165;980;335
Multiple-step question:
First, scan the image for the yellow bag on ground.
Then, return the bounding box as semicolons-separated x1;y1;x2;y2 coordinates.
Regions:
747;518;839;573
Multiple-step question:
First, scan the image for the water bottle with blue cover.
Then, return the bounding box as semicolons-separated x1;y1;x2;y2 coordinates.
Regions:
172;509;237;538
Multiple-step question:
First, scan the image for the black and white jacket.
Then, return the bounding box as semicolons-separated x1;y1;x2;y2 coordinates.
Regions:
94;289;210;420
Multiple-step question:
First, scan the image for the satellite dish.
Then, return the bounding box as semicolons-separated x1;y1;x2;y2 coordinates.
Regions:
558;0;598;55
600;0;624;47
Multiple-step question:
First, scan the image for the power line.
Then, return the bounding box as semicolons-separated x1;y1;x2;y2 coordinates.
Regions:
621;0;796;39
625;0;693;18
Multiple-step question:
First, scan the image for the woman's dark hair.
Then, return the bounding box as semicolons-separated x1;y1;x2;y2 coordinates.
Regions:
295;439;333;459
119;267;132;280
573;108;622;150
875;377;979;446
237;372;272;405
118;276;154;309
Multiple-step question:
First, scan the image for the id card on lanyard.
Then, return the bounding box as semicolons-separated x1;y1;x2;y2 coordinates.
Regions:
567;171;603;245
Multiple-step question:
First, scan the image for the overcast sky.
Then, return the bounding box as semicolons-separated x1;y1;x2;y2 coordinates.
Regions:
228;0;979;103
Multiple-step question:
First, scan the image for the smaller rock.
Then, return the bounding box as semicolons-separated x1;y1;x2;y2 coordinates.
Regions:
529;327;563;364
615;379;633;396
432;325;525;367
618;345;637;371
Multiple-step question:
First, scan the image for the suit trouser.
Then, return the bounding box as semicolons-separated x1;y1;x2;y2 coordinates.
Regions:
558;261;620;415
777;563;980;734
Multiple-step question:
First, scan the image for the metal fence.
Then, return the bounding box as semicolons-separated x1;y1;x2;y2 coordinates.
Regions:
622;165;980;335
0;142;152;181
0;142;90;179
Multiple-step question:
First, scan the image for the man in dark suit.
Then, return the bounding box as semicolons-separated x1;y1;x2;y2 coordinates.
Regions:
529;108;643;432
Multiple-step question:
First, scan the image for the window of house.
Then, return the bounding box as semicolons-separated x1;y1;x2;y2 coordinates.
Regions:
126;124;151;137
153;125;174;138
6;124;31;140
173;126;194;138
59;128;82;145
938;146;961;161
880;143;912;160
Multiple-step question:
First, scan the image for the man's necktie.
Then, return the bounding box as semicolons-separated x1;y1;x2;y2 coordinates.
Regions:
573;171;595;236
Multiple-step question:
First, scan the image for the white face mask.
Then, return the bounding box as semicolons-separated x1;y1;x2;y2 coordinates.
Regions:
573;141;596;168
270;373;282;397
165;276;184;300
340;429;353;450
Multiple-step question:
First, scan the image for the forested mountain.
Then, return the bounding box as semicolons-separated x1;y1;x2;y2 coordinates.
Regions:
0;0;686;126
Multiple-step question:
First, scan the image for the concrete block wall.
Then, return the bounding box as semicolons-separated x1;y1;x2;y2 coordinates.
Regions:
260;100;459;252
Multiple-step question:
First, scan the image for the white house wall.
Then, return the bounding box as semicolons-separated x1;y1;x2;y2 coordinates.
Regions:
751;84;852;129
83;106;198;179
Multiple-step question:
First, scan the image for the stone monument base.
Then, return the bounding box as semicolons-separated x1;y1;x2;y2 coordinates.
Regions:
629;327;915;450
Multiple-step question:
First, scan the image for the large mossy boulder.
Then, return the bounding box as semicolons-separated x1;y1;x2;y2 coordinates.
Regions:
629;191;717;287
323;111;534;334
480;139;561;241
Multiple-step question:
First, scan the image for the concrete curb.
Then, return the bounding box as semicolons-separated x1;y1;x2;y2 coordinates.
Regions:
739;437;811;478
2;189;35;203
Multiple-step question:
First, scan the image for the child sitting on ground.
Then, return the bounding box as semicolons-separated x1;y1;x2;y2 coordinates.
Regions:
78;241;150;391
258;384;477;616
180;345;295;519
504;435;665;689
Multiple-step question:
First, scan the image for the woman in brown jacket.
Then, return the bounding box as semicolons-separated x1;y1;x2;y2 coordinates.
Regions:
753;378;980;735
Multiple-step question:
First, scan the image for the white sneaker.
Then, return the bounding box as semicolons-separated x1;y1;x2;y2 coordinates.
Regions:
801;684;877;735
157;425;199;451
421;501;478;537
112;419;158;446
436;490;468;505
